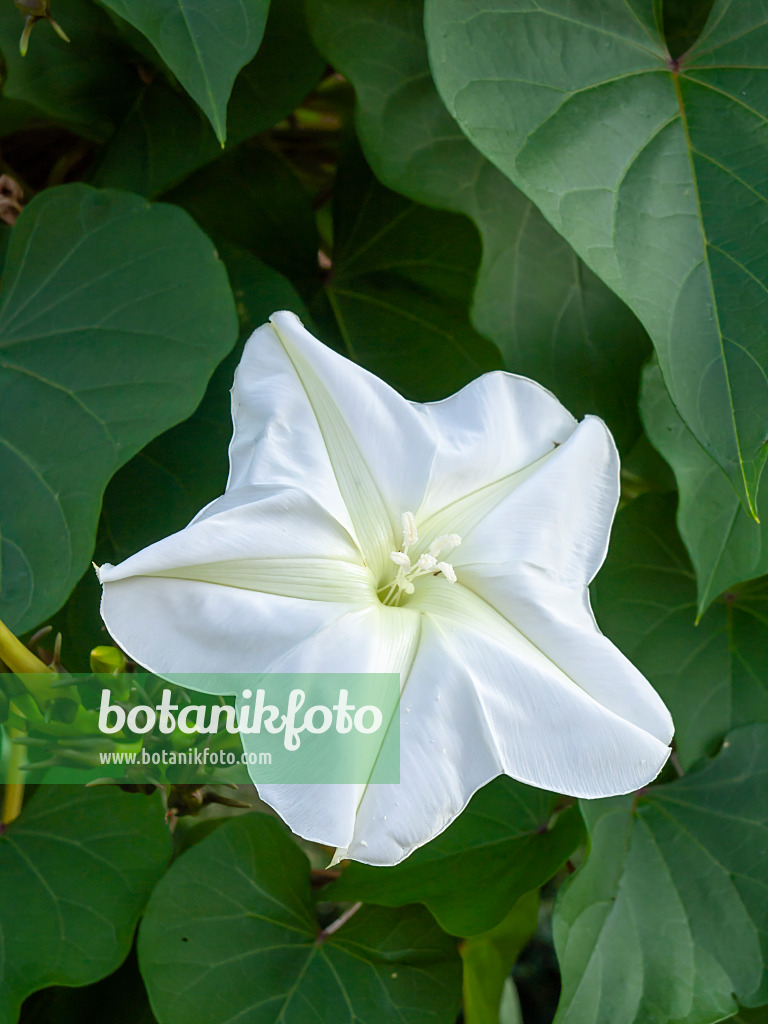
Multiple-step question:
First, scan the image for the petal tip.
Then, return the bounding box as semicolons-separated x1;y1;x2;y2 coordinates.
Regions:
328;847;347;868
268;309;305;331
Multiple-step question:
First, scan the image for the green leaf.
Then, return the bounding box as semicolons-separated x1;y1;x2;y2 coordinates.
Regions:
727;1008;768;1024
319;140;503;401
0;786;170;1024
164;144;321;297
461;891;539;1024
173;132;502;400
0;184;238;634
641;359;768;614
619;429;677;497
91;0;324;197
307;0;650;449
553;725;768;1024
426;0;768;514
592;493;768;770
325;779;584;936
48;245;307;666
0;0;139;140
96;0;270;143
663;0;716;57
138;813;461;1024
98;245;307;561
18;951;158;1024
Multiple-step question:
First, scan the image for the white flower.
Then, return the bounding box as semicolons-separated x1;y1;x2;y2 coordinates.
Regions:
98;311;673;866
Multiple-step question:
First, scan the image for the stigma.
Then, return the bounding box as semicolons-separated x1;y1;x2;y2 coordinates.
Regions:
379;512;461;606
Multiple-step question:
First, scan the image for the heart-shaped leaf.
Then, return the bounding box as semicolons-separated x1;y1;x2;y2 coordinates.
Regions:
97;0;271;143
91;0;324;197
641;359;768;614
0;184;238;633
553;725;768;1023
426;0;768;514
326;778;583;936
307;0;650;450
0;786;170;1024
47;246;309;667
164;144;322;297
138;813;462;1024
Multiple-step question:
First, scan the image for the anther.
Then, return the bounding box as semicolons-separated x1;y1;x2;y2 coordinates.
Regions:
380;515;462;605
429;534;462;558
436;561;457;584
401;511;418;549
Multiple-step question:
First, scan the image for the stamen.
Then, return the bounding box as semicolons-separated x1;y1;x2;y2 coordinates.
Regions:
390;552;411;569
380;515;462;605
429;534;462;558
436;561;457;584
401;511;418;549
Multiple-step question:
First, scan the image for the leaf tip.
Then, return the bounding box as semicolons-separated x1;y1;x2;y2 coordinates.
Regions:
742;475;760;522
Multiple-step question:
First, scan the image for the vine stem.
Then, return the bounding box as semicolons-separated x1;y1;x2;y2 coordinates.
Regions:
317;901;363;942
0;616;51;829
0;617;50;674
1;725;26;827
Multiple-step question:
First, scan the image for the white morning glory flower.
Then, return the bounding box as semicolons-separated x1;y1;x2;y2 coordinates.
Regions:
98;311;673;866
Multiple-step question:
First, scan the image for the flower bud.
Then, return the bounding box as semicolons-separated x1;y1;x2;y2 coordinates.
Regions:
15;0;70;57
15;0;49;16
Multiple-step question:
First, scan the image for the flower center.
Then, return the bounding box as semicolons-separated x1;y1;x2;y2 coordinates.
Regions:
377;511;461;607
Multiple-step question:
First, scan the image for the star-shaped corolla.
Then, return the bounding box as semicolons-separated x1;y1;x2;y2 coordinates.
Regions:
98;311;673;866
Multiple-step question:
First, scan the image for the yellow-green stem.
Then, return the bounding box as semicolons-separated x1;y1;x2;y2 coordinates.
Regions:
0;617;51;674
0;616;81;709
1;723;26;825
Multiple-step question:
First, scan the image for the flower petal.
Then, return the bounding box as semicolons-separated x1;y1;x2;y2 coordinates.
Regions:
256;573;670;867
453;415;620;587
342;616;504;865
238;312;437;575
338;580;671;865
255;603;421;850
227;321;354;537
99;485;369;597
453;565;674;745
233;315;580;575
415;368;577;522
99;486;374;681
100;579;359;684
426;596;671;798
412;574;671;793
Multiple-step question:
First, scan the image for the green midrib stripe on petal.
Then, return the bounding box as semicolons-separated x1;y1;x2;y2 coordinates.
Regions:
269;320;396;578
338;604;423;861
149;558;376;603
410;575;607;712
412;445;560;562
